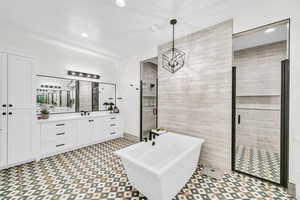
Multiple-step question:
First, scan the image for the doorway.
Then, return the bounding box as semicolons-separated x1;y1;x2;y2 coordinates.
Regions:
140;57;158;141
232;19;290;186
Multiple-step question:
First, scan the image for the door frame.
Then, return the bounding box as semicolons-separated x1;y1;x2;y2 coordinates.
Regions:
231;19;290;187
140;57;158;141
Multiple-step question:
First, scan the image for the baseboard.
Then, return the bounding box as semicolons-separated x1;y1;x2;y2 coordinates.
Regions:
0;158;36;170
124;132;139;142
288;182;296;197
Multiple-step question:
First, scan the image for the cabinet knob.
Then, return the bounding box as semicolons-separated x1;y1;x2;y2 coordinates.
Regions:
2;112;6;115
2;104;6;108
9;104;12;107
8;112;12;115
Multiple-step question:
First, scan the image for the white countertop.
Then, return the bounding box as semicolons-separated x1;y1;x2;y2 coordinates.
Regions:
36;112;119;123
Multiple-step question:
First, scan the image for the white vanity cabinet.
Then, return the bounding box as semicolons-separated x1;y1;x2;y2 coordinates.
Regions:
77;118;94;146
103;115;123;138
40;120;77;156
39;114;123;158
93;115;123;141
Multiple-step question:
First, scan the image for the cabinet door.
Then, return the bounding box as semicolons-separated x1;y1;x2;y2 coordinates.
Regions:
0;53;7;108
7;54;34;165
7;54;34;109
0;53;8;167
93;117;105;141
77;119;93;146
7;109;33;165
0;129;7;168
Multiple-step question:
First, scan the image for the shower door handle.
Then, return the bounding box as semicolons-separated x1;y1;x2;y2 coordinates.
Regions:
153;108;157;115
238;115;241;124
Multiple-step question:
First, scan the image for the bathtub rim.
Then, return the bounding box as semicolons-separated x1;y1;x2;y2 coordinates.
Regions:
116;133;205;176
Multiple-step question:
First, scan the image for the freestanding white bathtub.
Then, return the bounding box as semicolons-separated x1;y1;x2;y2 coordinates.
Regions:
116;132;204;200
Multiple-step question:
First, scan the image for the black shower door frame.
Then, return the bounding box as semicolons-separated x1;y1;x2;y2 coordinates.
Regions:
231;60;289;187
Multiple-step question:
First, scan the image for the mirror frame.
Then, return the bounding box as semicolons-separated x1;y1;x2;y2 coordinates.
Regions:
36;74;117;115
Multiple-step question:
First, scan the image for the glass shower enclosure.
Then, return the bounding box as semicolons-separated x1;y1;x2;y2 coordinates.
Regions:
232;20;290;186
140;58;158;141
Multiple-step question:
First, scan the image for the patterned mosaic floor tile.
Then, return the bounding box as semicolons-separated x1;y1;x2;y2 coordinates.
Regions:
0;138;295;200
235;145;280;183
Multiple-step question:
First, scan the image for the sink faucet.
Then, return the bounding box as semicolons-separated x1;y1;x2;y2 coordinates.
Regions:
80;111;90;116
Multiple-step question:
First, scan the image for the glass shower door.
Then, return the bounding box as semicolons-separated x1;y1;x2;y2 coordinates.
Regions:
140;60;158;141
233;20;289;185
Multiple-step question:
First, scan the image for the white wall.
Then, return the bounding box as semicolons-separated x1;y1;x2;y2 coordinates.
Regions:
117;56;141;137
119;0;300;187
0;28;118;83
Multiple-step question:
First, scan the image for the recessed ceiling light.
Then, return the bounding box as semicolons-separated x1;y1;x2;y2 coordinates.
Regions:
115;0;126;7
81;33;89;38
264;28;276;33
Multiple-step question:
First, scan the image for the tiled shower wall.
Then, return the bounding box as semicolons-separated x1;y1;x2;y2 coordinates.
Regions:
158;20;233;172
234;41;287;153
142;62;157;135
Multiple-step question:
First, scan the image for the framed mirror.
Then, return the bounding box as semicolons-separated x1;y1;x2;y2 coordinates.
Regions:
36;75;116;114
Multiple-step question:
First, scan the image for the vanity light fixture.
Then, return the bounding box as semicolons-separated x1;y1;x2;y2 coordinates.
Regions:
162;19;186;73
67;70;100;80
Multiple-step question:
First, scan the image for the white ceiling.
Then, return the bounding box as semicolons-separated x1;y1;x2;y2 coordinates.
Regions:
0;0;233;59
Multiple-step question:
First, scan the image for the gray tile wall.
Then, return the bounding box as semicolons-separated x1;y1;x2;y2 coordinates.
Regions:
157;20;233;172
142;62;157;135
234;41;287;153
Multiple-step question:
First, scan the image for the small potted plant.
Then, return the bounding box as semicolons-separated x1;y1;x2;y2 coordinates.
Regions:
40;108;49;119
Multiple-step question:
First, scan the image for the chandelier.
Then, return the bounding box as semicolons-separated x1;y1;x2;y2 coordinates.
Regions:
162;19;186;73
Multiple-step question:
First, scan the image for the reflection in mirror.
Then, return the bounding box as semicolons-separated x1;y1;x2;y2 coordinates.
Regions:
78;81;92;112
36;75;117;114
36;76;77;114
99;83;116;111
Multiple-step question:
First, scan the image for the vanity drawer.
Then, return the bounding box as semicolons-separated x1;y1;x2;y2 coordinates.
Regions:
41;121;69;141
108;130;119;136
42;138;71;155
42;121;67;131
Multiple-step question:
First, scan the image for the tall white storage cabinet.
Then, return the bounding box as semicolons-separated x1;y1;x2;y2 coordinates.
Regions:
0;53;8;168
0;52;34;168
